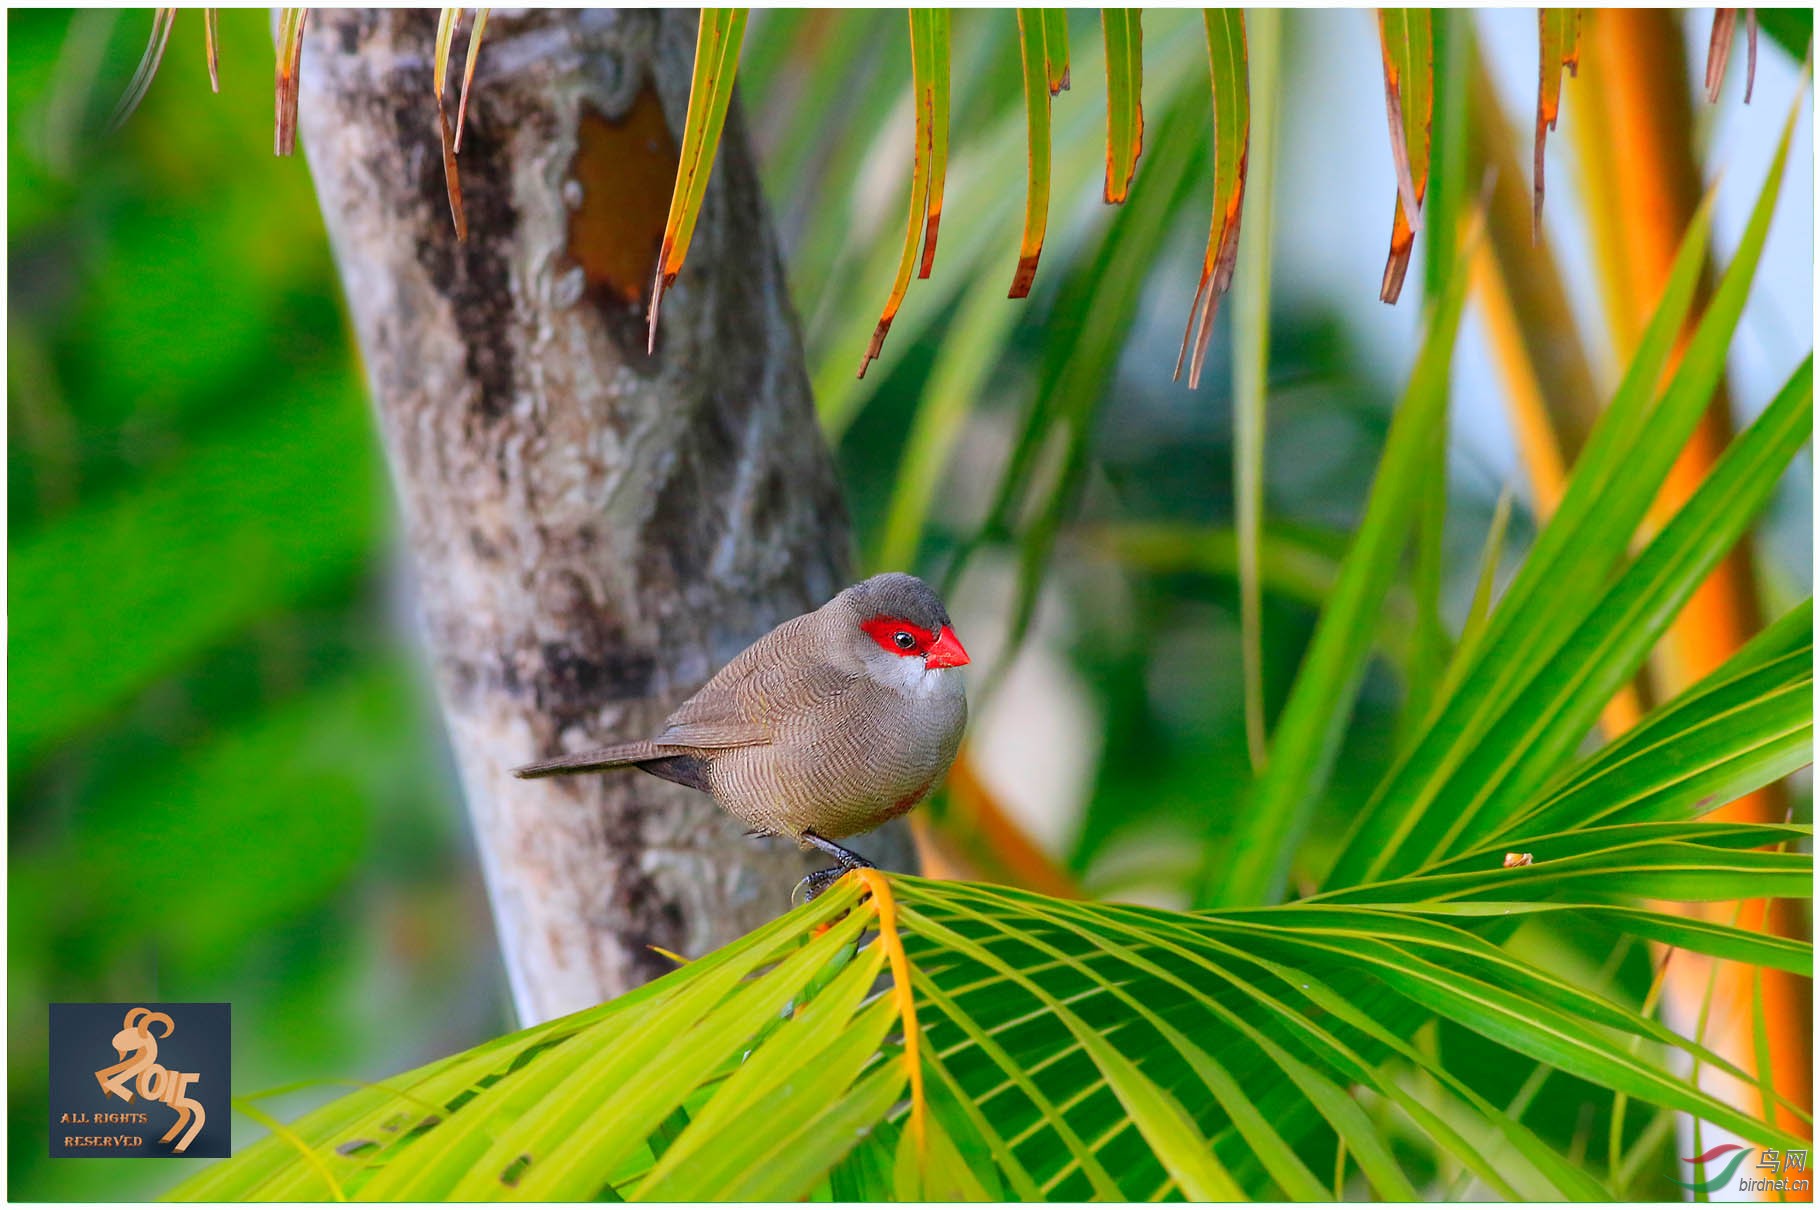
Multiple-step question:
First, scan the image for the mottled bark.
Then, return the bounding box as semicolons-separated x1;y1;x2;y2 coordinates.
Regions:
294;9;913;1025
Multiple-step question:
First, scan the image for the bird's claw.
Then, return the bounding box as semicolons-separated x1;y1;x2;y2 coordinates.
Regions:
786;833;874;906
792;866;850;906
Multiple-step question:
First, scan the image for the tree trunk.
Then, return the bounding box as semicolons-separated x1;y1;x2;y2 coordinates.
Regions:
294;8;914;1026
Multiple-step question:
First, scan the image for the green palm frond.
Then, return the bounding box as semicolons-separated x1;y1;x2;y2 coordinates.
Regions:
170;808;1810;1200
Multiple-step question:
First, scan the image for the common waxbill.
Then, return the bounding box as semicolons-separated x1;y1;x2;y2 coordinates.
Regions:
513;573;969;898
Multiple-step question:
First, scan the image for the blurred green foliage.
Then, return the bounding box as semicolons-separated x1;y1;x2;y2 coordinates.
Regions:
8;10;506;1199
7;9;1806;1202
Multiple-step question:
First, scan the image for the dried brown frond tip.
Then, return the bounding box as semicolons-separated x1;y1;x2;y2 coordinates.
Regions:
434;9;467;241
274;8;309;156
1375;8;1434;305
456;9;490;153
1705;9;1758;106
1533;8;1582;241
430;9;489;242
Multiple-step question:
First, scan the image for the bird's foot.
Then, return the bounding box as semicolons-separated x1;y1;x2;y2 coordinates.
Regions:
791;866;850;906
791;832;875;906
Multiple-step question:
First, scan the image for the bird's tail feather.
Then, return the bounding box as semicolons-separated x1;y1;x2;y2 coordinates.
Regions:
512;741;663;779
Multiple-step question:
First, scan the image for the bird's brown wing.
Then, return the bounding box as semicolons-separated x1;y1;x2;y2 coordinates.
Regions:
656;614;857;750
652;718;771;748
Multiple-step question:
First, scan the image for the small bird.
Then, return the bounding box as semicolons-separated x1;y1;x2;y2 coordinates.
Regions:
513;573;970;900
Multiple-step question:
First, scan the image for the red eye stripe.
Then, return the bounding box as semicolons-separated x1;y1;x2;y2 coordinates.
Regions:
860;616;936;657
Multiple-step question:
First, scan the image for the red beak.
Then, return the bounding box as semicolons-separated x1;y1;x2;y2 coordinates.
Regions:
925;626;970;669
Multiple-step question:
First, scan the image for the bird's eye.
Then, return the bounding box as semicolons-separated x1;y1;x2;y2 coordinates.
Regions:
893;631;916;651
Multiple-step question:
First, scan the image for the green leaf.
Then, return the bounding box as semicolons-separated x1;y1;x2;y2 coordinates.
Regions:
1447;486;1515;691
913;882;1329;1198
106;6;176;132
647;8;749;351
1175;8;1248;388
1320;836;1812;906
442;911;871;1199
1419;820;1811;874
1040;8;1069;95
916;1055;1016;1199
1231;6;1280;772
1534;9;1582;234
632;945;887;1193
921;9;952;278
896;1084;1005;1200
189;884;868;1201
1375;8;1435;302
1077;1029;1243;1200
1009;9;1054;299
1756;8;1813;61
1400;902;1812;976
639;994;905;1200
1099;9;1144;202
1234;919;1806;1151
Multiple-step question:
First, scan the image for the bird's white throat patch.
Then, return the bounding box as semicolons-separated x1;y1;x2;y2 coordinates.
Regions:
864;648;960;699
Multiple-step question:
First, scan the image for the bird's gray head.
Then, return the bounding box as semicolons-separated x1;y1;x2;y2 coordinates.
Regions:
836;572;970;670
841;572;951;633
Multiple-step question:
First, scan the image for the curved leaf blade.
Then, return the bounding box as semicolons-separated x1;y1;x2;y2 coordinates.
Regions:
1174;8;1248;388
1100;9;1145;202
108;7;177;133
1534;8;1581;236
1375;8;1434;302
647;7;749;353
1009;9;1054;299
1232;6;1280;771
